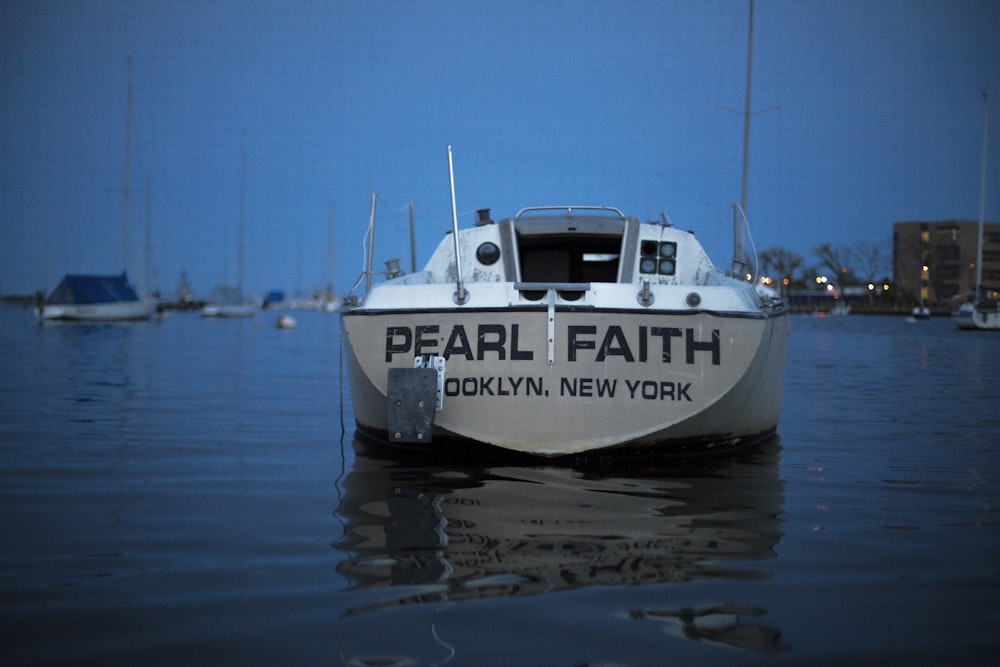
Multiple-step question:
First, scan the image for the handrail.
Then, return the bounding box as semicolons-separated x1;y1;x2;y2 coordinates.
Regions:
363;191;377;295
514;282;592;291
514;205;625;219
729;201;759;283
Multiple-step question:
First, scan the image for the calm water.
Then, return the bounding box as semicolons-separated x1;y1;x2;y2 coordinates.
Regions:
1;305;998;665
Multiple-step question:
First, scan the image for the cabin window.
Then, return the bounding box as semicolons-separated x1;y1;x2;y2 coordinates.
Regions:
639;240;677;276
518;234;622;283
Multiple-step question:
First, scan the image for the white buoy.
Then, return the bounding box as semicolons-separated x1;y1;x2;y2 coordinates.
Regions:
276;314;297;329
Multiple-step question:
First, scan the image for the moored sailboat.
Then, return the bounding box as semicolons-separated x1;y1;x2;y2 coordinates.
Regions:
339;2;788;458
953;93;1000;331
37;56;157;322
201;132;258;319
340;194;789;457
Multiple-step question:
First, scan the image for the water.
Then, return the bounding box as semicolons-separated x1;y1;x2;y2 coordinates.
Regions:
1;306;998;665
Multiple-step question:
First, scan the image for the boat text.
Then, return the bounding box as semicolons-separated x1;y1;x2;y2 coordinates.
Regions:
385;324;721;365
440;375;694;401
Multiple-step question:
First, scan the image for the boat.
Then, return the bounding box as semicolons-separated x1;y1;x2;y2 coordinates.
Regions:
37;56;157;322
200;133;258;319
831;301;851;316
36;272;157;321
339;2;788;458
275;313;297;329
953;93;1000;330
200;302;257;318
341;193;788;457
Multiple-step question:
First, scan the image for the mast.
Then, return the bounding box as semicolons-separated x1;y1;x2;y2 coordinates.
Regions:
327;202;335;295
238;131;246;296
740;0;754;214
731;0;755;276
144;176;154;295
122;55;133;273
975;92;989;302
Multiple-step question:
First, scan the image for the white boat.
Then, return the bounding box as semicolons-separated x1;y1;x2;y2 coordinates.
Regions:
37;273;157;321
341;153;789;458
831;301;851;316
37;57;156;322
340;3;788;458
954;93;1000;331
201;304;257;318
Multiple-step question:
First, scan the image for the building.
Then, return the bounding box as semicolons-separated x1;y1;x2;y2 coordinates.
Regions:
893;220;1000;307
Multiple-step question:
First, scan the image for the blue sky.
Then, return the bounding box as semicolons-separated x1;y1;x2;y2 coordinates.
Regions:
2;0;999;298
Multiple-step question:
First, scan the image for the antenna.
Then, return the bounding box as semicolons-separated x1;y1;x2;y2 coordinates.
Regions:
447;146;468;305
122;55;133;273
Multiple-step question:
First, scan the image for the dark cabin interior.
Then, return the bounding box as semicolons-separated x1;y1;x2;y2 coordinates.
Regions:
517;234;622;283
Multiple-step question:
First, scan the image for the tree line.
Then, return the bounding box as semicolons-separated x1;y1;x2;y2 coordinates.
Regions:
759;241;894;303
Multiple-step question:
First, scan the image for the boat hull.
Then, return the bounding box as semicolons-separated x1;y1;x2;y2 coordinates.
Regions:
953;303;1000;330
200;304;258;318
342;298;788;457
38;297;158;322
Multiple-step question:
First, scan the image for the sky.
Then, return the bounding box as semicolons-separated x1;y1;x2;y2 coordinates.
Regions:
2;0;999;298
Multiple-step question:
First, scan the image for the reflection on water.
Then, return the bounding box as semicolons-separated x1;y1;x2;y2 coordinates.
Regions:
628;603;789;653
335;434;789;653
6;309;998;664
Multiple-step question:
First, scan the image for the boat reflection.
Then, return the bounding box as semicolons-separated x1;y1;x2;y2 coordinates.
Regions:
335;434;785;619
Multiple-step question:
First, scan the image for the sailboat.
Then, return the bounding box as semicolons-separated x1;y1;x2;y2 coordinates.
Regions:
953;93;999;330
201;133;257;318
37;56;157;322
339;2;789;457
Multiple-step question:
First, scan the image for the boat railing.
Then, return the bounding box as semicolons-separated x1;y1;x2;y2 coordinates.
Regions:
514;206;625;219
729;202;759;284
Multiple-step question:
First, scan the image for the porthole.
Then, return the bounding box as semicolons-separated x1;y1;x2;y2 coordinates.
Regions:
640;258;657;274
475;242;500;266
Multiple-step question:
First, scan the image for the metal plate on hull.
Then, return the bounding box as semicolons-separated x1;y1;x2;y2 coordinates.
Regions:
386;366;439;443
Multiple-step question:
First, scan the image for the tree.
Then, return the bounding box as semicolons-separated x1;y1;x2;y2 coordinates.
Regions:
851;241;890;305
812;243;858;286
759;247;803;297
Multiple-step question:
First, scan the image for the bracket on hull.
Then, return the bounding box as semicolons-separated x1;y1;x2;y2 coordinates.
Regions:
386;356;445;443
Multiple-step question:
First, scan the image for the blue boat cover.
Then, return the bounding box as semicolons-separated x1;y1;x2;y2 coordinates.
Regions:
46;272;139;305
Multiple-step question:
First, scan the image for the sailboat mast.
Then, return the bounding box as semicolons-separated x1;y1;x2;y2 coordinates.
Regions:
122;55;133;273
731;0;754;275
975;92;989;301
238;131;246;295
144;176;153;295
740;0;754;214
327;202;335;293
